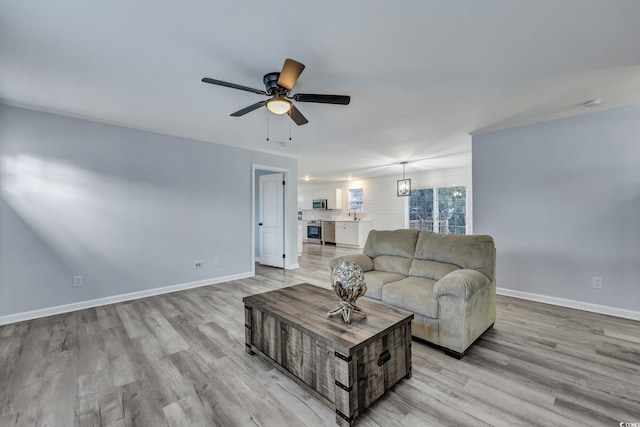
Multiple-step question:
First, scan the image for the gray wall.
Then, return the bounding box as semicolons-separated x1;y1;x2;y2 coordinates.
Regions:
473;104;640;312
0;104;296;317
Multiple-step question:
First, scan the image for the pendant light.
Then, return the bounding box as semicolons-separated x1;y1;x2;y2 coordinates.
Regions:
397;161;411;197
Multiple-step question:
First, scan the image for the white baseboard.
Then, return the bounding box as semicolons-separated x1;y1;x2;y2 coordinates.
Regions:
496;287;640;321
0;271;254;326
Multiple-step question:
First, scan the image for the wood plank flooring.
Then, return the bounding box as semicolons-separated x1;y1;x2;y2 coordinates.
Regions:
1;243;639;426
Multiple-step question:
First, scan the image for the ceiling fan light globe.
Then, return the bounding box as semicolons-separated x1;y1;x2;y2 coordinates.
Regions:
266;98;292;115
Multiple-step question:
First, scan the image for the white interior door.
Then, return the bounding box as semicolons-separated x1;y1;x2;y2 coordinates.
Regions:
259;173;284;268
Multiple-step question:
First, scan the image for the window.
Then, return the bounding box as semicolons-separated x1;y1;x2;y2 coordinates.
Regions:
409;186;466;234
437;186;466;234
409;188;434;231
349;188;364;212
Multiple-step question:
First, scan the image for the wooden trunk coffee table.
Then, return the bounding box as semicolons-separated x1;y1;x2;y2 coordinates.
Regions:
243;283;414;426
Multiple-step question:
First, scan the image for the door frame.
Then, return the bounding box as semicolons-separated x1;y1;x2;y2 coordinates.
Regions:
251;164;293;274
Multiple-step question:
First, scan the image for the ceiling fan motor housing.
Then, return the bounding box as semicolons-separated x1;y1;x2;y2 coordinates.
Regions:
263;72;283;96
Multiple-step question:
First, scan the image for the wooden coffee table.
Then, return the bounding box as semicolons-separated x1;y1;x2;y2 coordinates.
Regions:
243;283;414;426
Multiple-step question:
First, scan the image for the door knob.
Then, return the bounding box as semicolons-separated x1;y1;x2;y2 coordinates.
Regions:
259;222;263;226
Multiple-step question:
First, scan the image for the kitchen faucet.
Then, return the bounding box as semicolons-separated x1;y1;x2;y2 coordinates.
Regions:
348;209;358;221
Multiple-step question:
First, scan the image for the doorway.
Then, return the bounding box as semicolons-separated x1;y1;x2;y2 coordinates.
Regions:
253;165;291;271
258;172;284;268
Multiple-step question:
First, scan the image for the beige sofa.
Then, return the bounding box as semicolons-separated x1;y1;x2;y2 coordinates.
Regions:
330;229;496;358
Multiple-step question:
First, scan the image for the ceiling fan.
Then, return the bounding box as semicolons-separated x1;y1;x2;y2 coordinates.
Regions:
201;59;350;125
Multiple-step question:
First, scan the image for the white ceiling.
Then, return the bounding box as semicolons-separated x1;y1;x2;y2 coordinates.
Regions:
2;1;640;183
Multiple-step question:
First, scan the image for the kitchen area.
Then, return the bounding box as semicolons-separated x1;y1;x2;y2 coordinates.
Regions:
298;187;372;252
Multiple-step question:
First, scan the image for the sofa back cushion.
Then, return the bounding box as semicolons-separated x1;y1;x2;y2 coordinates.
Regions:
409;259;459;281
364;229;420;258
363;229;419;276
373;255;413;276
413;231;495;280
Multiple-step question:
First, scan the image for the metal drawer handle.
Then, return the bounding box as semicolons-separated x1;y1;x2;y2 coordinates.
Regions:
378;349;391;366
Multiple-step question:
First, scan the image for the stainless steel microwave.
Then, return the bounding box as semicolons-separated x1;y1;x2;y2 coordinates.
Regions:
312;199;328;209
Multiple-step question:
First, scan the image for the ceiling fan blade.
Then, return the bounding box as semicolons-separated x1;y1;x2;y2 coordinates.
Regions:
277;59;305;91
230;101;266;117
288;105;309;125
201;78;267;95
292;94;350;105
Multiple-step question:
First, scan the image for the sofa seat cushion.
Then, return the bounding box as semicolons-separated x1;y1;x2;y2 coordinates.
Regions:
363;271;407;300
382;277;439;319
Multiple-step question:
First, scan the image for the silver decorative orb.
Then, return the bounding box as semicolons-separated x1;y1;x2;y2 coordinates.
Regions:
327;260;368;323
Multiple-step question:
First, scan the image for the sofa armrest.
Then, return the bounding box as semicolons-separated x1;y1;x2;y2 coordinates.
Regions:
434;269;490;301
329;254;374;272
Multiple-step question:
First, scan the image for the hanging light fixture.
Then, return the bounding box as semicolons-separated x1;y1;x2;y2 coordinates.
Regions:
266;97;292;115
397;161;411;197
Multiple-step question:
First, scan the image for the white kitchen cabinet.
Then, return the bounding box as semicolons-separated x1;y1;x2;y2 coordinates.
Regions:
324;188;343;210
335;221;371;248
336;222;357;245
302;190;318;209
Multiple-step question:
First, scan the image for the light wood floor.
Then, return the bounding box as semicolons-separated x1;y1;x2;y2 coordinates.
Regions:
1;243;639;426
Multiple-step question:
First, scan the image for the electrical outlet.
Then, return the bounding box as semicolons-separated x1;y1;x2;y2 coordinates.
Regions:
213;258;219;268
194;260;203;269
592;277;603;289
73;275;84;287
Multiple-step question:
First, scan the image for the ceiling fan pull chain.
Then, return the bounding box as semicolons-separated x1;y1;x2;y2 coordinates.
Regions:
289;115;292;142
266;109;270;142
